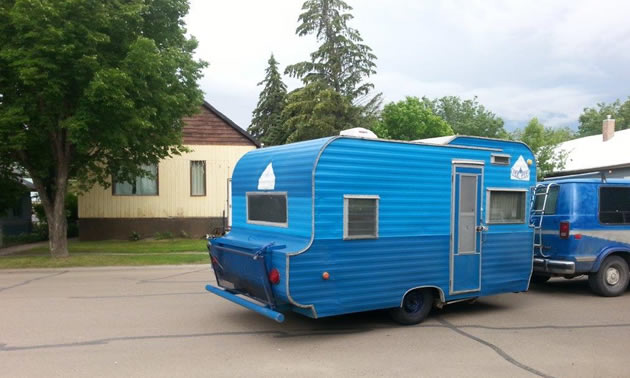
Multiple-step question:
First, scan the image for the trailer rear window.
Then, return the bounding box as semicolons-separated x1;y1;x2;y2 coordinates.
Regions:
247;192;288;227
599;187;630;225
344;195;379;239
488;190;526;224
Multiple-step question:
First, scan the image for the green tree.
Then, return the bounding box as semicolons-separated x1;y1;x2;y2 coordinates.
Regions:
285;0;377;101
249;54;287;146
277;82;361;144
374;97;453;140
0;0;206;257
512;118;574;179
278;0;380;144
422;96;508;138
578;98;630;136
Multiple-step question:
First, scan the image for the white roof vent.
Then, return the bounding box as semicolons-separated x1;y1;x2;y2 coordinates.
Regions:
339;127;378;139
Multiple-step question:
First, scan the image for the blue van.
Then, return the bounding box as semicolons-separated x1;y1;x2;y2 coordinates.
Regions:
206;136;537;324
531;179;630;296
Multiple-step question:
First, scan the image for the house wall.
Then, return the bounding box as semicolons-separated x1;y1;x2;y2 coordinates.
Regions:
0;193;32;236
78;144;254;240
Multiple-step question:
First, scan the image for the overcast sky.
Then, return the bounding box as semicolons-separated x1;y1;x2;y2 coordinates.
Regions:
185;0;630;131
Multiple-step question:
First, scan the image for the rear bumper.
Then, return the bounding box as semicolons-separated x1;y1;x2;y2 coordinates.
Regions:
533;258;575;275
205;284;285;323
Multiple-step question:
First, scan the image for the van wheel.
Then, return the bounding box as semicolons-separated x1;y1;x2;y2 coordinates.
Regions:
531;274;551;284
588;256;629;297
390;289;433;325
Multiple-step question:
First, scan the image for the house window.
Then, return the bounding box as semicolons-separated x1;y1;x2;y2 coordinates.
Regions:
246;192;288;227
599;187;630;225
344;195;379;239
113;164;158;196
488;190;526;224
190;161;206;196
533;185;559;215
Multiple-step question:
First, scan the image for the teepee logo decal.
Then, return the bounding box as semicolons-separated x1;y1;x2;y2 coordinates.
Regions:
257;163;276;190
511;155;530;181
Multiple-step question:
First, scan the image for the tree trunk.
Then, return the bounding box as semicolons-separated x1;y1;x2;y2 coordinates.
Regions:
47;194;69;258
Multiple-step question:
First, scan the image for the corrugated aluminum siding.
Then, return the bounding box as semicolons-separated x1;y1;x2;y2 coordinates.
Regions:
288;137;536;317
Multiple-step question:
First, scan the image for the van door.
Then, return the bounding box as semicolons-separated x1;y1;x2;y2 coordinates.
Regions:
450;162;484;295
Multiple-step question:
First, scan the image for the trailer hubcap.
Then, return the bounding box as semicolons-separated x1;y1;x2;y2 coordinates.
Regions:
403;292;423;313
605;267;620;286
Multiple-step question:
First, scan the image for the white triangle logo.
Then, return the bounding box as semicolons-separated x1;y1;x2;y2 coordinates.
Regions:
511;155;530;181
257;163;275;190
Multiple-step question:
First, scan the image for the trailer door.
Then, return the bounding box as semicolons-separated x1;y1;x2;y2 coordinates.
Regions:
450;162;484;294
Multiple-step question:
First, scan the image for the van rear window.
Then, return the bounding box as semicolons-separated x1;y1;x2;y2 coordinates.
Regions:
247;192;288;227
533;186;559;215
599;187;630;225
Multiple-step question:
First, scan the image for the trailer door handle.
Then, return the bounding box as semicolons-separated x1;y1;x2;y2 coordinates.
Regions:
476;225;488;232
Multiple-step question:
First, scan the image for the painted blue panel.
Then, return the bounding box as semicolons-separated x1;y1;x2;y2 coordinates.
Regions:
534;179;630;272
216;136;536;319
453;254;480;292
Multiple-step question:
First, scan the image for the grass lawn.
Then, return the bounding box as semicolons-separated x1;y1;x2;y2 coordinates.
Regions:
0;238;210;269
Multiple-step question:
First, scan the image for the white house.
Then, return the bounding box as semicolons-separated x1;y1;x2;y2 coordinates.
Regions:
548;117;630;179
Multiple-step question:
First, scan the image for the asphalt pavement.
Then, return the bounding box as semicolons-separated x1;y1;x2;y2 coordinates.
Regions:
1;265;628;378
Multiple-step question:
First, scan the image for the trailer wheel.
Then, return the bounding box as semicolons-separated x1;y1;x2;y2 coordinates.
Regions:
530;274;551;284
588;256;629;297
390;289;433;325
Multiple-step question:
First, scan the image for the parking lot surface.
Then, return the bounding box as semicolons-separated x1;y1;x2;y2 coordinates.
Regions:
1;265;628;377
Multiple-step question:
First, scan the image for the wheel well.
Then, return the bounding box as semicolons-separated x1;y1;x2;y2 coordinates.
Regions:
608;251;630;268
400;286;445;307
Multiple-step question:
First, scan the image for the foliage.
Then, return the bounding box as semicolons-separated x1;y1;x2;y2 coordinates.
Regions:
275;0;380;144
32;192;77;238
422;96;508;138
2;232;47;248
277;83;363;144
285;0;377;101
373;97;453;140
578;98;630;136
154;231;174;240
0;170;27;215
511;118;574;179
129;231;141;241
249;54;288;146
0;0;206;257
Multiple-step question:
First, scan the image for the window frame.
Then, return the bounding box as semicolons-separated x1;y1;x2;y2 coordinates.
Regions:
246;191;289;228
343;194;380;240
490;153;511;166
190;160;207;197
598;186;630;225
485;188;527;224
112;164;160;196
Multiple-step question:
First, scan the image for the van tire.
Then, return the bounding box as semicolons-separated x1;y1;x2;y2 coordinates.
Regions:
390;289;433;325
531;274;551;284
588;256;629;297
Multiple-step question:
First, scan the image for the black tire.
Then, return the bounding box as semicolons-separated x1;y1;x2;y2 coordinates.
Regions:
531;274;551;284
588;256;629;297
389;289;433;325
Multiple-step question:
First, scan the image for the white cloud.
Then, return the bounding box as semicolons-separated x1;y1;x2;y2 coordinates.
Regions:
185;0;630;130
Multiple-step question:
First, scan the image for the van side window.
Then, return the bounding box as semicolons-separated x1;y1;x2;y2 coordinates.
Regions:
247;192;288;227
344;195;379;239
599;187;630;225
487;190;526;224
533;186;559;214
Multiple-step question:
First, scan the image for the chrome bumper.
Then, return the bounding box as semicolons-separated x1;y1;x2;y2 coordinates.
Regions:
533;258;575;275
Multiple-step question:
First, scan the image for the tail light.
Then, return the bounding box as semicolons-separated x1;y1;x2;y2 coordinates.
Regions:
559;221;570;239
268;268;280;284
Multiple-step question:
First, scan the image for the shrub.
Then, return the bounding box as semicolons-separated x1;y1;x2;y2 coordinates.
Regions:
129;231;141;241
154;231;173;240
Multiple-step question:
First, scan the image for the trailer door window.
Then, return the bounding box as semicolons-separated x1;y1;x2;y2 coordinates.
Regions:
600;187;630;224
247;192;288;227
488;190;526;224
344;195;379;239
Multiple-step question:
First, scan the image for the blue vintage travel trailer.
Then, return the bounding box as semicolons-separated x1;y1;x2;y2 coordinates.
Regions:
531;178;630;296
206;135;537;324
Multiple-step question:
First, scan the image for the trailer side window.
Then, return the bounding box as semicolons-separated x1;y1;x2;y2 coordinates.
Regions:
488;190;526;224
344;195;379;239
599;187;630;225
247;192;288;227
